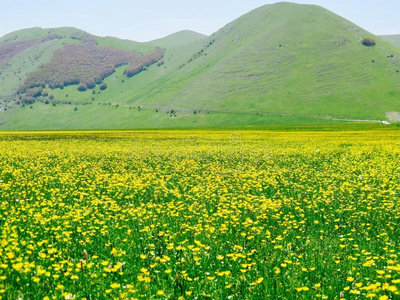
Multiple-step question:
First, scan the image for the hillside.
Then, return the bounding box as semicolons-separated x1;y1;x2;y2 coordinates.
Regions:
2;2;400;129
132;2;400;121
380;34;400;48
150;30;207;48
0;27;159;97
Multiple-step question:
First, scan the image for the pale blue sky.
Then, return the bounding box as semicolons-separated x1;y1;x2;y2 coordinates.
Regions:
1;0;399;41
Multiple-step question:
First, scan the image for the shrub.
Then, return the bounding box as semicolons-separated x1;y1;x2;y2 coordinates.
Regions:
362;38;376;47
26;87;43;98
41;34;62;42
74;107;78;111
124;64;144;78
100;83;107;90
49;94;54;100
94;77;103;85
83;79;96;89
77;83;88;92
21;95;35;104
70;32;98;45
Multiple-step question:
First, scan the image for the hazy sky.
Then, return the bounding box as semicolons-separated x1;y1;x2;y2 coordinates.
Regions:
1;0;399;41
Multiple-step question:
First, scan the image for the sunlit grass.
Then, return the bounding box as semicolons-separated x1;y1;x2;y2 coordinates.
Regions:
0;129;399;299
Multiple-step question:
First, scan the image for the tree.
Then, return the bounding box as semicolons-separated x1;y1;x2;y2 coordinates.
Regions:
84;79;96;89
26;87;43;98
21;95;35;104
100;83;107;90
77;83;88;92
362;38;376;47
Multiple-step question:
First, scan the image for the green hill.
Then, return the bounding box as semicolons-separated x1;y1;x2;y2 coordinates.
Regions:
1;2;400;129
132;2;400;120
0;27;158;96
380;34;400;48
150;30;207;48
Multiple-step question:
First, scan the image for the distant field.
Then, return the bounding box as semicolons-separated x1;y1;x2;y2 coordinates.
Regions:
0;129;399;299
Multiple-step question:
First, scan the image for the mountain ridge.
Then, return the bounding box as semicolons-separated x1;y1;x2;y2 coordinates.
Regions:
149;30;207;48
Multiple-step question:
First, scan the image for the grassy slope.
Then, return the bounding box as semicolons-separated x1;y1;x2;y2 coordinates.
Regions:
0;28;85;95
150;30;207;48
132;2;400;120
0;27;85;43
380;35;400;48
0;102;340;130
0;39;79;95
0;27;158;97
96;36;155;54
2;3;400;129
37;3;400;121
48;39;204;104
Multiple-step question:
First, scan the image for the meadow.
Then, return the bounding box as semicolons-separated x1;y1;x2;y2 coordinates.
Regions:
0;128;399;299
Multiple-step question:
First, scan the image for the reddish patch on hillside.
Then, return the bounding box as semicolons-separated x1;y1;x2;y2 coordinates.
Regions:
22;44;163;91
124;48;164;77
70;32;98;45
0;35;61;68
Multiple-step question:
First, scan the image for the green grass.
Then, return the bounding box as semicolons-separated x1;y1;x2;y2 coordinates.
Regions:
0;27;85;43
0;102;346;130
96;36;155;54
149;30;207;48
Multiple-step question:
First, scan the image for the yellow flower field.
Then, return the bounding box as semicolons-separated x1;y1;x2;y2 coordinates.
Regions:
0;129;399;299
